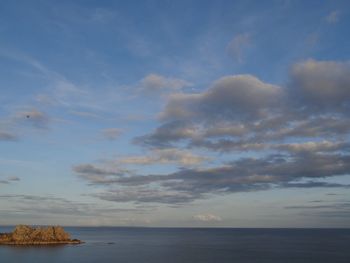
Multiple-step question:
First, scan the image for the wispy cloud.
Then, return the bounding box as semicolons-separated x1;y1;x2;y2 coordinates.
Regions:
138;73;192;94
0;131;18;141
0;194;150;217
15;109;50;129
0;108;50;141
284;200;350;219
326;10;340;24
0;176;20;184
226;33;251;62
101;128;123;140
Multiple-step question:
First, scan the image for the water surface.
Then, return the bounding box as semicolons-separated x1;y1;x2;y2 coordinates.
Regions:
1;227;349;263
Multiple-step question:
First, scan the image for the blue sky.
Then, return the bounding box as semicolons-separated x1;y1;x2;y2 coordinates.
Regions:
1;0;350;227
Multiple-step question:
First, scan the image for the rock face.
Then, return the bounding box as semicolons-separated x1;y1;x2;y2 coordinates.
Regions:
0;225;82;245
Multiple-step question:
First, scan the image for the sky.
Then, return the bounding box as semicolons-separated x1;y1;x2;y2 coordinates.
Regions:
0;0;350;227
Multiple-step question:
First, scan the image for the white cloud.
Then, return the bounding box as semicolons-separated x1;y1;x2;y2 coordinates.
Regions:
193;213;222;222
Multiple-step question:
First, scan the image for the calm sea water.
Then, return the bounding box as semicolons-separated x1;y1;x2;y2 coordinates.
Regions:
0;227;349;263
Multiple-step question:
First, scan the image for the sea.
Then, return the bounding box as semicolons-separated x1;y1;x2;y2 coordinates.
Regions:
0;227;349;263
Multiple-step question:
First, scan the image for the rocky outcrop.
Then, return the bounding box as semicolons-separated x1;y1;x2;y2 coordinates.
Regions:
0;225;82;245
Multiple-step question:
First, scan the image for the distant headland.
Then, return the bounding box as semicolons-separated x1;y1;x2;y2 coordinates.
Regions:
0;225;83;245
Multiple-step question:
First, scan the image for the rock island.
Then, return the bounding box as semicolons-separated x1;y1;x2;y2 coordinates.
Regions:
0;225;83;245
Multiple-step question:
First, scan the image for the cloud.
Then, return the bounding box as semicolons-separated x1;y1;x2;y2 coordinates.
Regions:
227;33;251;62
73;163;134;186
1;48;112;113
73;163;130;177
263;116;350;140
284;200;350;219
73;164;116;175
282;181;350;188
119;148;210;167
102;128;123;140
0;108;50;142
276;141;350;153
91;8;116;23
75;151;350;204
93;187;199;204
0;194;146;217
289;59;350;112
134;121;200;147
285;202;350;210
326;10;340;24
0;180;9;184
0;131;18;141
204;123;248;137
0;176;20;184
69;110;104;119
38;79;93;108
160;75;282;121
6;176;20;181
75;59;350;205
15;109;50;129
135;59;350;152
139;74;192;94
0;48;51;76
193;213;222;222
